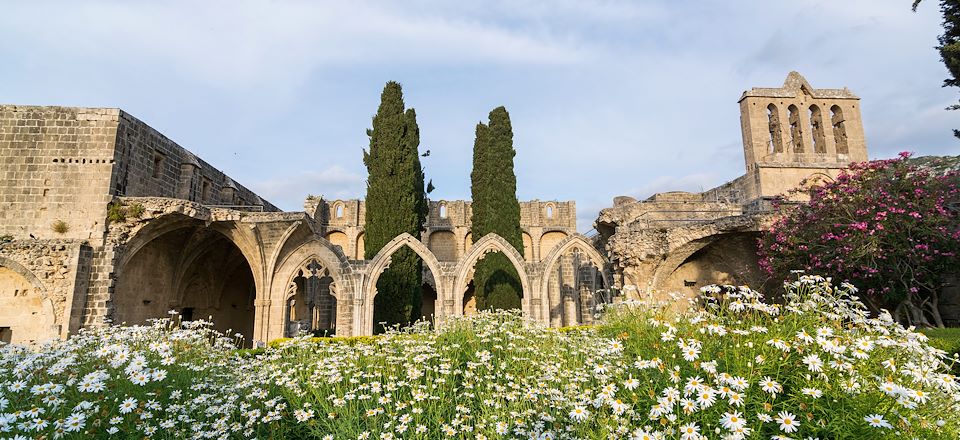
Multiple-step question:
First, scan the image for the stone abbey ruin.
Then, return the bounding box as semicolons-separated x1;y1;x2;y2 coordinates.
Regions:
0;72;869;345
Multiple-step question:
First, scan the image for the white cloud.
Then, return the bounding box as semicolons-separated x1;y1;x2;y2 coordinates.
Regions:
1;0;956;235
0;1;589;91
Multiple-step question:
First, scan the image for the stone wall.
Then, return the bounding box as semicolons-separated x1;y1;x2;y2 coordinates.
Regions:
596;72;870;304
308;198;578;263
112;111;277;210
0;106;119;240
0;239;90;342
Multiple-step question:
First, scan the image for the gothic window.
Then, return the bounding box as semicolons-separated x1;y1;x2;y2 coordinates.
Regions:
767;104;784;154
334;203;344;219
831;105;849;155
809;105;827;154
285;259;336;337
787;105;804;153
545;204;555;219
439;203;447;219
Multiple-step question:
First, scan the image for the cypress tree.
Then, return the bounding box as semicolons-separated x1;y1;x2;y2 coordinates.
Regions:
363;81;426;332
914;0;960;137
470;106;524;310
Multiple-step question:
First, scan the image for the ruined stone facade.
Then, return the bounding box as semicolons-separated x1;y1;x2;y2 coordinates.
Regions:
597;72;869;304
0;105;607;345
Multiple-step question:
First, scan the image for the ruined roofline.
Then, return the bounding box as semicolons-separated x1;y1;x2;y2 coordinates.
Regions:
0;105;121;119
737;71;859;102
1;104;279;211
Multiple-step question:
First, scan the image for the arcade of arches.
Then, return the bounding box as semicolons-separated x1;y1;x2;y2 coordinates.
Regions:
98;208;614;344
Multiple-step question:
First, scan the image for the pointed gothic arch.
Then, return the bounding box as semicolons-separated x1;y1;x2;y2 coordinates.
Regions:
538;234;610;327
268;237;350;339
0;256;58;344
452;233;531;316
809;104;826;154
538;234;610;294
360;233;445;334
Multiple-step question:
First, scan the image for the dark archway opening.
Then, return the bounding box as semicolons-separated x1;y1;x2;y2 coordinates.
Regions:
114;226;256;345
661;232;768;309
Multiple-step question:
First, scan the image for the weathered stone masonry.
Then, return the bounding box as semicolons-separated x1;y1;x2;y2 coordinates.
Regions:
0;105;609;344
596;72;868;306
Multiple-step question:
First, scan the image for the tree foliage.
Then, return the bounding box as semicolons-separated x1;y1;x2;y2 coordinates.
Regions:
914;0;960;137
470;107;524;310
758;153;960;327
363;81;427;332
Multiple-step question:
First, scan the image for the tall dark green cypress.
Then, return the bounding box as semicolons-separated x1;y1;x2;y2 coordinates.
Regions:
914;0;960;137
470;106;524;310
363;82;426;332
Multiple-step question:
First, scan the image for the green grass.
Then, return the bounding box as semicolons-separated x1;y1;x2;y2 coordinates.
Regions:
922;327;960;372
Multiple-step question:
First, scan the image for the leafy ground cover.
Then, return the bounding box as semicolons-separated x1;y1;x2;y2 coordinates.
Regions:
1;276;958;439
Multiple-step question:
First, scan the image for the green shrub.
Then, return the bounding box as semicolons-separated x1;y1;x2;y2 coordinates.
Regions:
106;202;126;222
51;219;69;234
268;334;381;348
127;203;145;219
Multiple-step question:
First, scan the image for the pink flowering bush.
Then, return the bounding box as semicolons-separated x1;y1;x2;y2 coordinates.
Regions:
758;153;960;327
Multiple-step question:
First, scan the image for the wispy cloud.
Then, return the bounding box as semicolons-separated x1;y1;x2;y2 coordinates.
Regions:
1;0;956;234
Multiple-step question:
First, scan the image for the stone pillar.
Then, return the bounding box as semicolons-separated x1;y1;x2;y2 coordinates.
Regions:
177;163;198;201
252;298;272;346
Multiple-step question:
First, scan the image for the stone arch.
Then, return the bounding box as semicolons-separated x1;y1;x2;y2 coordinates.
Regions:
521;232;533;262
538;235;610;327
539;231;568;260
452;233;531;315
544;202;557;220
326;231;350;256
809;104;827;153
355;232;365;260
831;105;848;154
0;257;58;344
363;233;445;334
114;221;260;343
268;237;350;340
428;230;458;261
654;231;764;308
0;256;46;296
538;235;610;295
117;212;265;298
767;103;784;153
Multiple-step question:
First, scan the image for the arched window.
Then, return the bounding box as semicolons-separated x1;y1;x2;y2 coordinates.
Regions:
831;105;849;155
545;204;555;219
787;105;804;153
439;204;447;219
767;104;784;154
809;105;826;154
334;203;344;219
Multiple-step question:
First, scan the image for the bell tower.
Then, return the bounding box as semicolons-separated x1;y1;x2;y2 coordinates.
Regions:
737;72;868;201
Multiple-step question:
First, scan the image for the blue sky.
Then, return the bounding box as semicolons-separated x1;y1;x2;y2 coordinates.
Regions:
2;1;958;230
